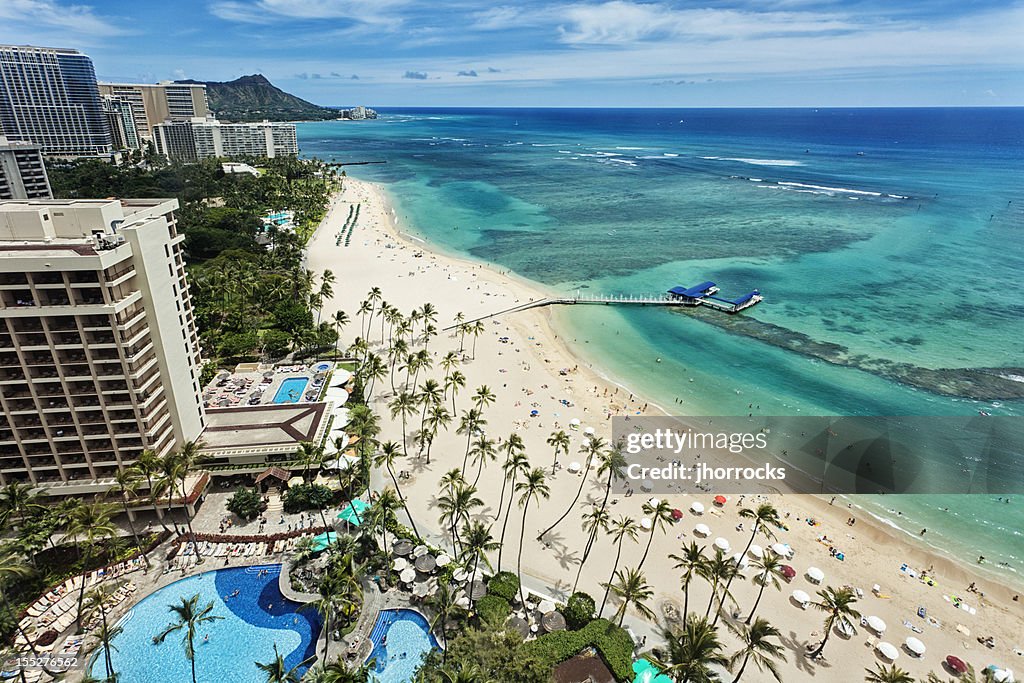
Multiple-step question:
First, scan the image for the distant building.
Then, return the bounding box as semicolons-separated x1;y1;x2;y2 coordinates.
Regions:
340;106;377;120
102;96;140;151
0;198;205;496
221;162;259;176
0;136;52;200
0;45;112;158
153;118;298;162
97;82;209;143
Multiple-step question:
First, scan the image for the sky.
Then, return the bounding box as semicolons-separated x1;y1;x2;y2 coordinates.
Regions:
0;0;1022;107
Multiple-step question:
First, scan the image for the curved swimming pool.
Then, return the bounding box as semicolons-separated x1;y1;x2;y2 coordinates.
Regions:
366;609;439;683
88;565;320;683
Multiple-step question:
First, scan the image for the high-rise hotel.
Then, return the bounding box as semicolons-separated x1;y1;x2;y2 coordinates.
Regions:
0;198;205;497
0;45;112;158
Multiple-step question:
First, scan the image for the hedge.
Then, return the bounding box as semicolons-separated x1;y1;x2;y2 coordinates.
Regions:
563;592;596;630
486;571;520;602
519;618;634;682
474;595;510;627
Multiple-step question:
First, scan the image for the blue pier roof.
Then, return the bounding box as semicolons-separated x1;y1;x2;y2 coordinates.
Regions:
668;281;716;298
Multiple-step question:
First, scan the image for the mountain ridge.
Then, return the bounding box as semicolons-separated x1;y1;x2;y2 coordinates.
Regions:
176;74;338;123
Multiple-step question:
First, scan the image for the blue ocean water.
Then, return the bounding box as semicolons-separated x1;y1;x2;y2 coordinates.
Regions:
89;565;320;682
298;108;1024;583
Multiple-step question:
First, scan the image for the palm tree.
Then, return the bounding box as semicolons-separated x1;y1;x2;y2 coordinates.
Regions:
461;521;498;611
368;489;402;576
737;504;779;563
598;516;639;618
366;287;383;337
256;642;317;683
638;498;675;572
83;580;126;682
865;663;916;683
469;320;485;359
297;441;325;482
153;594;224;683
0;481;44;530
656;615;729;683
494;434;525;521
361;353;388;402
668;541;707;619
416;379;443;449
0;545;40;658
744;551;785;624
302;577;338;667
496;450;530;572
445;370;466;414
436;481;483;555
388;391;417;451
514;468;550;607
456;408;485;473
546;430;570;475
596;444;627;512
727;617;786;682
808;586;861;660
66;501;117;632
373;441;420;539
603;566;655;627
468;434;497;489
422;404;452;464
426;580;463;661
133;449;170;533
109;468;151;569
572;505;609;595
537;435;605;541
331;309;349;359
699;549;733;620
472;385;496;413
440;350;460;384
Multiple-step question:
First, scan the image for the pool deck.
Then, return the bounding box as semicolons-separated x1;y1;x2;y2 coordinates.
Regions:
202;362;332;410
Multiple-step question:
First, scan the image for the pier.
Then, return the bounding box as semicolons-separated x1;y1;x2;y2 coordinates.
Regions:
444;282;762;330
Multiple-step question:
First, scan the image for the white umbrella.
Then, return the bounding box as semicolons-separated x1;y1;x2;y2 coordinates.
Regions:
436;554;451;567
413;544;429;557
876;641;899;661
640;517;653;530
905;637;926;656
413;582;430;598
806;566;825;583
583;427;595;435
399;568;416;584
647;497;661;507
994;670;1015;683
771;543;790;557
792;590;810;606
568;461;582;473
393;557;408;571
694;523;710;536
732;553;748;569
748;544;764;559
640;480;654;492
325;387;349;403
569;418;581;427
714;537;731;552
330;369;352;386
455;596;470;608
452;569;468;582
690;501;705;514
538;599;556;614
866;616;887;634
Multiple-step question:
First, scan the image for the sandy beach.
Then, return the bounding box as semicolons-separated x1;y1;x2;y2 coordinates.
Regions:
307;176;1024;681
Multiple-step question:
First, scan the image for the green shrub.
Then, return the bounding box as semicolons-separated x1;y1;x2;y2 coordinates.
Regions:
563;592;596;630
520;618;634;682
226;487;264;520
474;595;510;627
486;571;520;602
282;483;335;513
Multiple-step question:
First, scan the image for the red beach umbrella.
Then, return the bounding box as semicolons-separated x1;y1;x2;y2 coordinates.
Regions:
671;508;683;520
713;495;727;506
781;565;797;580
945;656;968;674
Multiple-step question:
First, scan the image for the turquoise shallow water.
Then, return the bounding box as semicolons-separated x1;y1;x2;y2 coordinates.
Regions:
299;108;1024;584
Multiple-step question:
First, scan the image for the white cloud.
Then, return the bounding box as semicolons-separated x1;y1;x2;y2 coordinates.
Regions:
0;0;126;43
209;0;408;26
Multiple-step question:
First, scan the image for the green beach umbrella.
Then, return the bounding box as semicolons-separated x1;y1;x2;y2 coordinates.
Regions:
337;499;369;526
311;531;337;552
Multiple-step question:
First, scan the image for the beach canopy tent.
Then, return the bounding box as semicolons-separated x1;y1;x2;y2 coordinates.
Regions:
632;659;673;683
568;462;582;473
792;590;810;606
254;466;290;487
329;369;352;386
583;427;596;435
806;566;825;583
310;531;337;553
748;544;764;559
876;642;900;661
690;502;705;514
337;499;369;526
905;637;926;656
866;616;887;634
945;656;968;674
694;523;711;537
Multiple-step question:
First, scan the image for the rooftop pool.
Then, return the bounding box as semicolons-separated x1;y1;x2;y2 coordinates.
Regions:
273;376;309;404
366;609;439;683
88;565;320;683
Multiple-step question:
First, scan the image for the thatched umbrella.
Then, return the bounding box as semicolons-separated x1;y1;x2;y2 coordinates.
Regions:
469;580;488;600
541;611;566;633
393;540;414;556
508;616;530;638
415;554;436;573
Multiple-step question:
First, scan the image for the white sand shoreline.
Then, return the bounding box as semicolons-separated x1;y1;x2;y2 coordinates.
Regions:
307;176;1024;681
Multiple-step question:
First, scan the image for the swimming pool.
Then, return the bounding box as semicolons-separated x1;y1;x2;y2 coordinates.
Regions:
88;565;320;683
313;362;332;373
273;377;309;404
366;609;439;683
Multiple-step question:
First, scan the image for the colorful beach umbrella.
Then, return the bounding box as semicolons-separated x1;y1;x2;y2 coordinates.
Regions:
310;531;337;552
336;499;369;526
781;565;797;580
945;656;968;674
713;495;727;505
